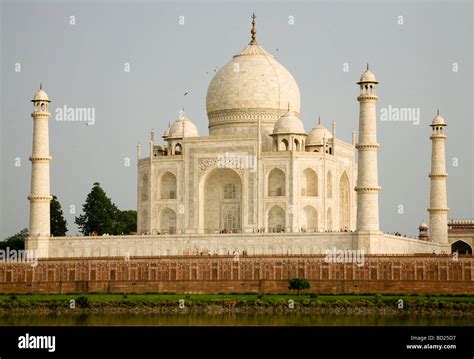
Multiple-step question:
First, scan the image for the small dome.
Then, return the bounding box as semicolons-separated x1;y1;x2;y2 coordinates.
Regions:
307;122;333;145
33;88;49;102
358;69;377;84
167;117;199;139
419;222;428;230
273;110;305;135
432;113;445;126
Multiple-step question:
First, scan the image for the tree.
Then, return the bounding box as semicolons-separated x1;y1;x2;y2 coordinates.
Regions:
288;278;310;295
50;195;68;236
0;229;28;251
75;182;120;235
114;210;137;235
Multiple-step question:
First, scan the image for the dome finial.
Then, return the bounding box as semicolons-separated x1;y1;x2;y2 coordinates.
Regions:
318;116;321;125
366;63;369;71
437;108;440;115
39;82;43;90
250;13;257;44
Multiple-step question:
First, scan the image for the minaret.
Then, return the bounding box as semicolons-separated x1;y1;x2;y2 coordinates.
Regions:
149;129;154;233
355;65;381;232
28;85;52;255
428;111;449;243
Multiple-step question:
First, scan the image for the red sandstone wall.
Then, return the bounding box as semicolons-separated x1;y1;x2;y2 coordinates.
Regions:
0;255;472;294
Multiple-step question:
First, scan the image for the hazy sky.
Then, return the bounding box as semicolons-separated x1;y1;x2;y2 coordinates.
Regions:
1;0;472;238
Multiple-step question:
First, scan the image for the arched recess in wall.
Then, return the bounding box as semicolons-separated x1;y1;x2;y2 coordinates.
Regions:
327;207;333;231
160;172;177;199
301;205;318;232
267;205;286;233
327;170;333;198
279;139;289;151
451;240;472;254
268;168;286;197
202;168;242;234
160;207;176;234
301;168;318;196
339;171;350;231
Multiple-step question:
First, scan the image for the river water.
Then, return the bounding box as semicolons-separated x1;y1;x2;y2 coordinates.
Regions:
0;314;471;326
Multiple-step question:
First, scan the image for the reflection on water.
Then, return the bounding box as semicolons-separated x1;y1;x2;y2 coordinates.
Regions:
0;314;472;326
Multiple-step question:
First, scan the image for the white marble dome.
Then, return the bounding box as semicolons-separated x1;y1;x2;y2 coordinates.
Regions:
358;69;377;83
206;39;301;139
307;123;333;145
33;88;49;102
432;113;446;126
167;117;199;139
273;110;305;134
419;222;429;230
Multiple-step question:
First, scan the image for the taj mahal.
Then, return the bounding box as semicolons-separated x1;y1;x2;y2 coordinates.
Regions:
26;15;456;258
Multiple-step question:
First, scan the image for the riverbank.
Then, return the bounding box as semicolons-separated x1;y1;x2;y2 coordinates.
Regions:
1;293;473;317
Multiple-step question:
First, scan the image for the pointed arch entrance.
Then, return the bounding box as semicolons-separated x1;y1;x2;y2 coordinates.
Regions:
201;168;242;234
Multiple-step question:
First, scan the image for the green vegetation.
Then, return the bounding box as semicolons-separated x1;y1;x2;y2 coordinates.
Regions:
0;293;472;312
0;228;28;250
288;278;310;295
115;210;137;235
50;195;68;236
75;182;137;235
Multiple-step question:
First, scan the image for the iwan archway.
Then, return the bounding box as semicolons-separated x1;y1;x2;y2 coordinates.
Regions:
201;168;242;234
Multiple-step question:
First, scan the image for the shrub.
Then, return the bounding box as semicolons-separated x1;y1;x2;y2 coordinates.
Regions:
288;278;310;295
76;295;90;308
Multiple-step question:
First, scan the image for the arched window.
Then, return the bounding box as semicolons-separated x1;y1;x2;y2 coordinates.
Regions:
301;168;318;196
294;139;299;151
160;172;177;199
302;206;318;232
327;207;333;231
280;139;289;151
339;172;350;231
175;143;182;155
203;168;241;234
223;211;238;232
160;208;177;234
268;205;285;233
268;168;285;197
224;183;236;199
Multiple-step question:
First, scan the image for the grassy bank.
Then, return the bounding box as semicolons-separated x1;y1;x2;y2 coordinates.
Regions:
0;293;473;316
